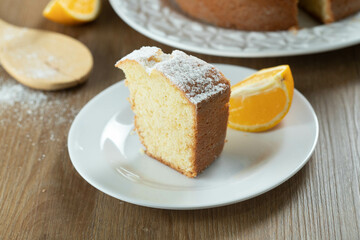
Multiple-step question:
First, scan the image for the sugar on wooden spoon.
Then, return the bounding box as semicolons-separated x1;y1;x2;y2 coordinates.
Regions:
0;19;93;90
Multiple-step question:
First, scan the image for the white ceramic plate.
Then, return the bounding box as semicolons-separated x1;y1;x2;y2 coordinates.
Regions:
109;0;360;57
68;64;319;209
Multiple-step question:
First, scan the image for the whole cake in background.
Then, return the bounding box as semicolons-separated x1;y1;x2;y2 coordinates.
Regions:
174;0;360;31
116;47;231;178
174;0;298;31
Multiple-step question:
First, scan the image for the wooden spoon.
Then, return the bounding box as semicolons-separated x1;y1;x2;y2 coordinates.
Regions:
0;19;93;90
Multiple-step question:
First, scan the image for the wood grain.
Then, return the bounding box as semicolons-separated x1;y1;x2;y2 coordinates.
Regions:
0;1;359;239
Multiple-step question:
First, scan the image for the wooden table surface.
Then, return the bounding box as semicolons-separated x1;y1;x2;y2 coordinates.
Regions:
1;1;359;239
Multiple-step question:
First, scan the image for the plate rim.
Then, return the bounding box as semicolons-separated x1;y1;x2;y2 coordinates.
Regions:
68;64;319;210
109;0;360;58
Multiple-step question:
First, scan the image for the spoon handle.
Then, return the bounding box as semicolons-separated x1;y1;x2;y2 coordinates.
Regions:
0;19;22;46
0;19;8;29
0;19;15;31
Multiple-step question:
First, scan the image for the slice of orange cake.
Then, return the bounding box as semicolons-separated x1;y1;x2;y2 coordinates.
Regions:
116;47;230;178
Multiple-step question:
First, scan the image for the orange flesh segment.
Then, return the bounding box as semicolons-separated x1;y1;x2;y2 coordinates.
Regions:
229;88;287;125
228;65;294;132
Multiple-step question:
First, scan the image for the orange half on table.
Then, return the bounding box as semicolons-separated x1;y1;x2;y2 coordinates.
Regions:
228;65;294;132
43;0;101;25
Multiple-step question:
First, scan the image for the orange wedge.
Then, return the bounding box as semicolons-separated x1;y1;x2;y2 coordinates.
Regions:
229;65;294;132
43;0;101;25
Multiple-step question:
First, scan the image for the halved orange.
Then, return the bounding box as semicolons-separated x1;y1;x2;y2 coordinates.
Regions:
43;0;101;25
229;65;294;132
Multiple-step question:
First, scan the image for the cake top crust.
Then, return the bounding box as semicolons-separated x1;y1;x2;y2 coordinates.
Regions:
117;46;230;105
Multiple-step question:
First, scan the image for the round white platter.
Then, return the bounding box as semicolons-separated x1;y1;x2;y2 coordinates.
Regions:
109;0;360;57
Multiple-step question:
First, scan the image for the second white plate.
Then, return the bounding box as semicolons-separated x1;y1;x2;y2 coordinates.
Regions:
110;0;360;57
68;64;319;209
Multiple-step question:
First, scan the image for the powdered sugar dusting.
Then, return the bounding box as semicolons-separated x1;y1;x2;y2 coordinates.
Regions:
0;67;80;147
8;50;60;80
0;82;47;106
117;46;170;74
0;27;28;43
119;46;160;63
156;50;228;104
118;47;229;104
22;67;58;79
